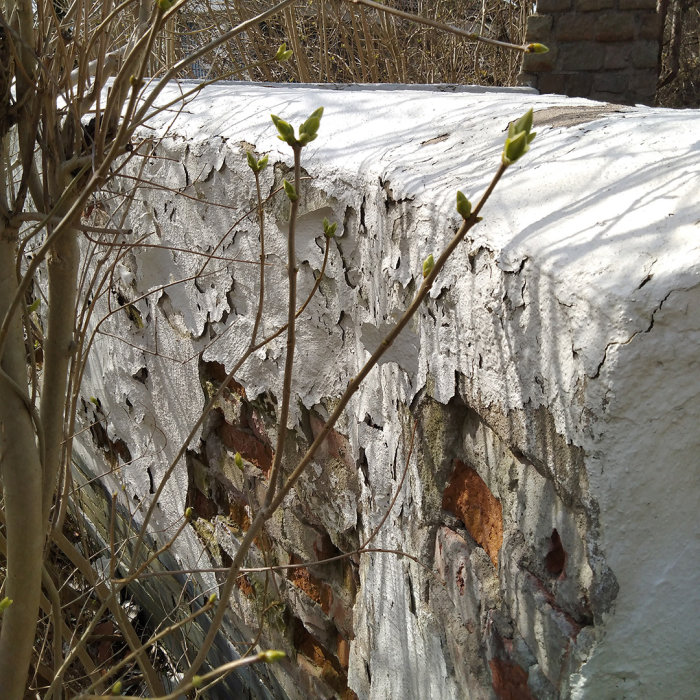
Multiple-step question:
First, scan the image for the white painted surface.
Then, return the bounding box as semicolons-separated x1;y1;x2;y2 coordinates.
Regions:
82;82;700;698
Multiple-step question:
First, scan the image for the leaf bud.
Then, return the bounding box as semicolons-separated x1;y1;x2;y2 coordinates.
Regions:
526;43;549;54
456;191;472;219
323;217;337;238
260;649;286;663
422;254;435;279
502;108;536;165
275;43;294;62
298;107;324;146
283;179;298;202
234;452;244;470
271;114;295;145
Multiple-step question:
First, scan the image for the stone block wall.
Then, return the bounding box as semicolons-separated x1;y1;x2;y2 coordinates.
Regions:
519;0;662;104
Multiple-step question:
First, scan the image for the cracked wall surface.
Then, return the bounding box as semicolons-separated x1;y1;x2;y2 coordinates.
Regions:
75;83;700;698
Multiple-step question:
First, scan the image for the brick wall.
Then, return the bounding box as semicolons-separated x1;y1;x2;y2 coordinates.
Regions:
519;0;663;104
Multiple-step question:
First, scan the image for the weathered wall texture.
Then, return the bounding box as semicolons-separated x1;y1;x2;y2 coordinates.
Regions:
519;0;662;105
76;83;700;698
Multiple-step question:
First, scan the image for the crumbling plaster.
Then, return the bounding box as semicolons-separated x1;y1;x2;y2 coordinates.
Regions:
77;83;700;698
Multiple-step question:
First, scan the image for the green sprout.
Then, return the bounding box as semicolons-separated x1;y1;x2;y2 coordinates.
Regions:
271;107;324;148
275;43;293;62
422;254;435;279
502;108;536;166
323;217;337;238
283;179;298;202
456;191;472;219
260;649;286;663
246;151;269;174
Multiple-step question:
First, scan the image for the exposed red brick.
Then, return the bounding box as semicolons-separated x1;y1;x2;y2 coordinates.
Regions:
443;460;503;567
237;574;254;598
337;634;350;670
489;658;535;700
187;485;218;520
217;421;272;473
253;530;273;553
293;622;357;699
289;559;333;614
228;499;250;532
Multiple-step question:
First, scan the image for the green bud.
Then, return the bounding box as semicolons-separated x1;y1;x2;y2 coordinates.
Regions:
422;254;435;279
502;131;528;165
246;152;269;174
246;151;257;171
275;43;294;62
111;680;123;695
502;108;536;165
526;43;549;54
298;107;324;146
0;597;13;615
271;114;295;145
283;179;298;202
28;298;40;313
184;507;194;521
234;452;244;470
509;108;534;139
157;0;174;10
192;675;203;688
323;217;337;238
456;191;472;219
208;593;218;605
260;649;286;663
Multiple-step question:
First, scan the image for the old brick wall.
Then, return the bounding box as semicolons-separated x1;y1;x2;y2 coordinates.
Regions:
519;0;662;104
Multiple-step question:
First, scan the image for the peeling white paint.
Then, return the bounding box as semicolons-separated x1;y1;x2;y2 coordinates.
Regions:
78;83;700;698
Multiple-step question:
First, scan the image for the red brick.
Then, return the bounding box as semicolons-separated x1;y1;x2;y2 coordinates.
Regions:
443;460;503;567
489;658;535;700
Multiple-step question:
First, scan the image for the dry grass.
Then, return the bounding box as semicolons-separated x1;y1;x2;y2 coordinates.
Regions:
142;0;533;86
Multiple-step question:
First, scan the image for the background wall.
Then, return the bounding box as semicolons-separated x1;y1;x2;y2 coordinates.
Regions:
519;0;662;104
